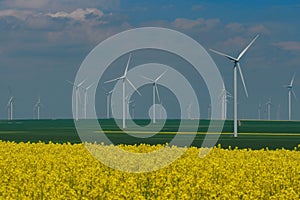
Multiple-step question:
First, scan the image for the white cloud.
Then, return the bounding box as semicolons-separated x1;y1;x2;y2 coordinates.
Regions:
46;8;104;21
226;23;245;33
249;24;270;35
0;0;120;11
273;41;300;51
0;9;33;20
172;18;219;31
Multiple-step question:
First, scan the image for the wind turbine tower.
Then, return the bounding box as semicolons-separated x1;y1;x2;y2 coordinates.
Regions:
258;103;262;120
210;35;259;137
284;73;296;120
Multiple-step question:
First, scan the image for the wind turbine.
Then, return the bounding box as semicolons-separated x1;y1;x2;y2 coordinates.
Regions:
67;80;85;121
103;88;114;119
207;103;211;119
284;73;296;120
220;84;232;120
187;102;192;120
142;70;167;123
80;83;94;119
34;96;42;120
104;53;141;129
265;98;272;120
126;95;135;119
258;103;262;120
210;35;259;137
7;87;14;120
276;104;281;120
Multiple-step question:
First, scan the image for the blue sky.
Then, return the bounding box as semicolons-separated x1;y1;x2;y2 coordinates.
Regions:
0;0;300;120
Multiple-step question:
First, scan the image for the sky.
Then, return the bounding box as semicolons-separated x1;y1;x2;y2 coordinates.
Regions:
0;0;300;120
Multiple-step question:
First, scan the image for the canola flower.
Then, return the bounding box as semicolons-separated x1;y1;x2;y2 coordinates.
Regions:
0;141;299;199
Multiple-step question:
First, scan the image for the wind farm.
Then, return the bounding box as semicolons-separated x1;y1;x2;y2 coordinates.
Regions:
1;35;300;151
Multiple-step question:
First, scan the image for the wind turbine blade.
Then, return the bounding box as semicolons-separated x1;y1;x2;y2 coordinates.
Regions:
127;79;142;96
209;49;237;61
237;34;259;61
124;53;132;76
141;75;154;82
290;73;296;86
155;70;168;82
66;80;75;86
155;85;160;102
86;83;95;90
237;63;248;98
104;77;122;83
108;89;114;94
292;89;297;101
78;80;86;87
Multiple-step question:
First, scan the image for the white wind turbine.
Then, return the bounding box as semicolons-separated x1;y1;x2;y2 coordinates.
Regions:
34;96;42;120
220;84;232;120
187;102;192;120
142;70;167;123
276;104;281;120
67;80;85;121
258;103;262;120
103;88;114;119
105;53;141;129
125;95;135;119
80;83;94;119
207;104;211;119
210;35;259;137
265;98;272;120
284;73;296;120
7;87;14;120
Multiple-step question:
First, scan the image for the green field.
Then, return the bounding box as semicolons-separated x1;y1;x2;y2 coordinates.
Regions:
0;119;300;150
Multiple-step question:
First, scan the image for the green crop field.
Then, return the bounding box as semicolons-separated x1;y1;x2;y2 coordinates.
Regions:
0;119;300;150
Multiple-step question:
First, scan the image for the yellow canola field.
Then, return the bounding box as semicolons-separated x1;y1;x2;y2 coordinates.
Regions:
0;141;299;199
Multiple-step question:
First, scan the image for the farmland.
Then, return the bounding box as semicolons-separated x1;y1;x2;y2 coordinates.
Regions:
1;119;300;199
0;142;299;199
1;119;300;149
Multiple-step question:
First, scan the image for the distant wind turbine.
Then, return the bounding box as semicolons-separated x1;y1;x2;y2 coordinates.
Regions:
207;103;211;119
7;87;14;120
210;35;259;137
142;70;167;123
265;98;272;120
103;88;114;119
67;80;85;121
220;84;231;120
80;83;94;119
284;73;296;120
276;104;281;120
105;53;141;129
187;102;192;120
258;103;262;120
126;95;135;119
34;96;42;120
